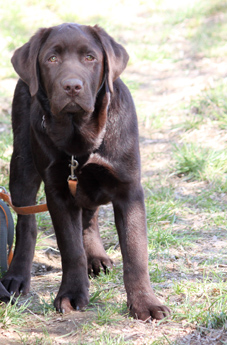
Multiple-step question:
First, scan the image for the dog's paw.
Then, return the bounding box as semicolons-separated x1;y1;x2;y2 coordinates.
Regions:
87;255;113;277
54;290;89;313
128;292;170;321
1;273;30;296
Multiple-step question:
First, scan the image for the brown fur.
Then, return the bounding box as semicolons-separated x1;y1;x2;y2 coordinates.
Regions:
0;23;170;320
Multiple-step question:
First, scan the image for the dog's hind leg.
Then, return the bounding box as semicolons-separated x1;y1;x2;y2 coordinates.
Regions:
82;208;113;277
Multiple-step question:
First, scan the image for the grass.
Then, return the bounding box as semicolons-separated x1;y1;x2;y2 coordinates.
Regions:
0;296;31;329
172;143;227;182
190;80;227;129
38;293;56;315
173;280;227;329
0;131;13;185
1;0;227;344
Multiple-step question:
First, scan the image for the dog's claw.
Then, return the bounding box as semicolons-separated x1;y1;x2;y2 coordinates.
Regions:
87;256;113;277
127;291;171;321
55;293;88;314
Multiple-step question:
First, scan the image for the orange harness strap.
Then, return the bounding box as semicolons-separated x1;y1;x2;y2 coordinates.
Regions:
68;179;78;197
0;190;48;215
0;179;77;216
67;156;78;197
0;157;78;215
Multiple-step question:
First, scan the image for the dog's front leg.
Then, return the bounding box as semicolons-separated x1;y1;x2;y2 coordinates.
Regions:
45;189;89;313
113;185;170;321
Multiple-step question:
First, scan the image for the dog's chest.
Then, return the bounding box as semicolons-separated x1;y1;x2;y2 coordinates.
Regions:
75;158;119;208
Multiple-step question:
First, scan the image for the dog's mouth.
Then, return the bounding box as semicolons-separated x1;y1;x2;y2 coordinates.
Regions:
52;99;95;117
63;102;84;114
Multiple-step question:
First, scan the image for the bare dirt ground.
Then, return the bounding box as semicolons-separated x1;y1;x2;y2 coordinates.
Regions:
1;9;227;345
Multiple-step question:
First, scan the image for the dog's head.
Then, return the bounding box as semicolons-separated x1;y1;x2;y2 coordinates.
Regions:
11;23;129;155
11;23;129;117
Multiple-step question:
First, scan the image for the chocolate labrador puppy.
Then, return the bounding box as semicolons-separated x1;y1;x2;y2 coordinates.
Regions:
1;23;170;320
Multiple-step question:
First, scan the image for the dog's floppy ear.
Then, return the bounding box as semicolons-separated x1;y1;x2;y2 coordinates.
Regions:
11;28;51;97
92;25;129;93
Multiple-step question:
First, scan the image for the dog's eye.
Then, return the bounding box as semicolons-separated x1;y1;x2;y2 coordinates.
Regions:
48;56;58;63
85;55;95;62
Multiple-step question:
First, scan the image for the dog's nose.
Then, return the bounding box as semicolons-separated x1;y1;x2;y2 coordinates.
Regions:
61;78;83;97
